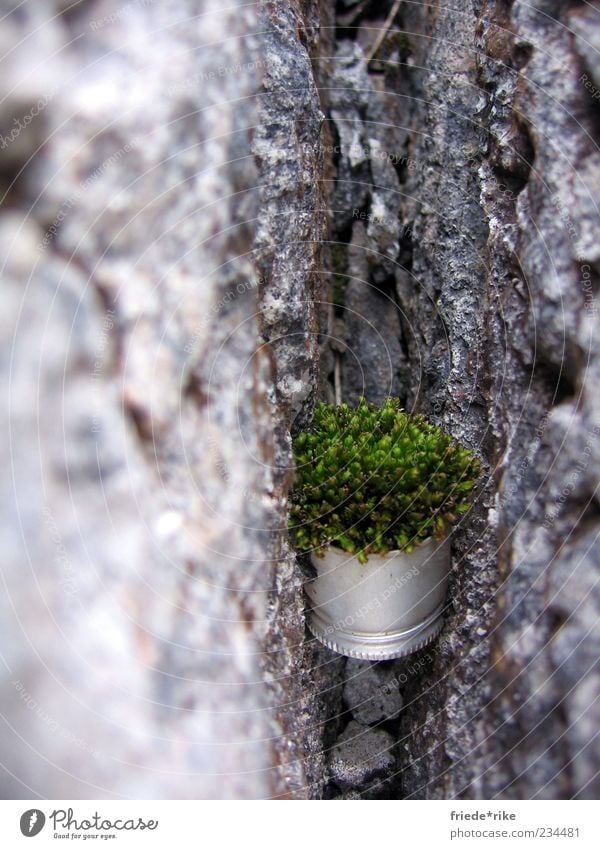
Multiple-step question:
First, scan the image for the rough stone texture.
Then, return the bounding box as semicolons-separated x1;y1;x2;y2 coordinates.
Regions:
250;0;334;800
389;0;500;801
322;37;408;407
328;720;395;794
2;0;599;803
474;0;600;801
253;0;325;428
318;0;600;800
343;660;403;726
0;0;326;800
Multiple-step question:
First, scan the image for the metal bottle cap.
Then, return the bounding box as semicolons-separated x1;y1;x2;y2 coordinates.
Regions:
305;536;452;660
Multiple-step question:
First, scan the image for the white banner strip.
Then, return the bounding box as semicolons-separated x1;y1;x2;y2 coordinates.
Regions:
0;800;598;847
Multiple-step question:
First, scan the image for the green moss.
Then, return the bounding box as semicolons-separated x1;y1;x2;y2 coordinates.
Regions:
289;397;480;563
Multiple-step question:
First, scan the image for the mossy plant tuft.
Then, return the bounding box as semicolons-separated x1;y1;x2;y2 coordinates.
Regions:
289;398;480;563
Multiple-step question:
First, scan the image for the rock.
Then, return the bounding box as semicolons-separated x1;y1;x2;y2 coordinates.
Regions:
391;0;600;800
253;0;325;429
0;0;326;801
342;224;406;406
324;37;409;407
2;0;599;804
568;6;600;89
252;0;329;800
321;0;600;801
343;660;404;725
328;721;395;792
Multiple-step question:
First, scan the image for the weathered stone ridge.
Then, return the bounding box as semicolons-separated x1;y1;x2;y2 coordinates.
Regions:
252;0;332;799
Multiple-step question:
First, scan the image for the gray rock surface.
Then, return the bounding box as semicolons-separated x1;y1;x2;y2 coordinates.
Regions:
343;660;403;726
252;0;333;799
323;38;408;407
1;0;599;803
319;0;600;800
328;720;395;794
